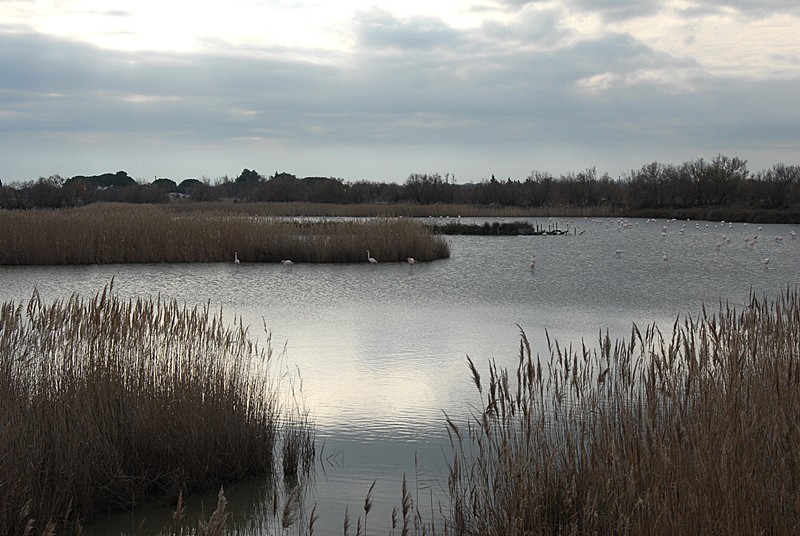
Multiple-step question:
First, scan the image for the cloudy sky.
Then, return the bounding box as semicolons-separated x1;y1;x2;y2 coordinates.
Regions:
1;1;798;184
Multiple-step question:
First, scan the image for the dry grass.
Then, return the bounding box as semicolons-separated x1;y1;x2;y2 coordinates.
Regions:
0;204;450;265
445;289;800;535
164;202;614;219
0;285;314;534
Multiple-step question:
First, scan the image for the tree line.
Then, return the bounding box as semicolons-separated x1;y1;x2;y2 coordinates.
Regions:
2;155;799;221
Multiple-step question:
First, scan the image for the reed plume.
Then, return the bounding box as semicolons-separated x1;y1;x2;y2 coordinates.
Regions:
446;289;800;535
1;284;313;534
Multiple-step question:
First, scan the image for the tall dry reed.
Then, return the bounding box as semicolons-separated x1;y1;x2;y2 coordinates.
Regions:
165;202;613;219
0;285;313;534
0;204;449;265
445;289;800;535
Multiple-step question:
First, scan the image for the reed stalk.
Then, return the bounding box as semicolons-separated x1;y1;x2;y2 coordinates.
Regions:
0;284;314;534
446;289;800;535
162;202;614;219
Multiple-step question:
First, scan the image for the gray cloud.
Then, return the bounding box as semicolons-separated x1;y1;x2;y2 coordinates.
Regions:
564;0;800;21
700;0;800;17
354;8;466;51
495;0;665;21
1;5;798;184
567;0;663;21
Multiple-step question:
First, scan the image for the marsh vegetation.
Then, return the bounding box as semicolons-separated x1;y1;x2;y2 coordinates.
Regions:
444;289;800;534
0;285;313;534
0;204;449;265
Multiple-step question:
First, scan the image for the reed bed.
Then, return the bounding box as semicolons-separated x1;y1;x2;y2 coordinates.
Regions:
0;285;314;534
444;289;800;535
0;204;450;265
164;202;608;219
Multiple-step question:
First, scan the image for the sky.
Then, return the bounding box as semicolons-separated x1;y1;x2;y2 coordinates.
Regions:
1;1;798;185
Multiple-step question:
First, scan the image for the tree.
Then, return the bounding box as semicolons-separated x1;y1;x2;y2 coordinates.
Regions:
177;178;203;195
29;175;65;208
523;171;555;207
404;172;454;204
250;172;303;202
687;155;748;206
62;177;91;207
152;178;178;192
64;171;136;190
235;169;262;184
563;167;600;207
303;177;346;203
752;163;800;209
628;162;668;209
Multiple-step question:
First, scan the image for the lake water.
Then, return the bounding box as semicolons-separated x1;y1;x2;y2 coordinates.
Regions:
2;217;799;534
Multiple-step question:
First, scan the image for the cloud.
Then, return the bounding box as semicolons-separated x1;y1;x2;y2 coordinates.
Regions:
697;0;800;18
568;0;663;21
0;2;798;183
354;8;466;51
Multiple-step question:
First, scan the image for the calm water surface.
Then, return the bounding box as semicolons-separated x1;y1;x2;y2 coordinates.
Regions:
2;217;799;534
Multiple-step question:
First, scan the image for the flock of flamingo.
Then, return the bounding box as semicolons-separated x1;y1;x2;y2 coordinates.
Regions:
233;249;416;271
606;217;795;271
232;218;795;273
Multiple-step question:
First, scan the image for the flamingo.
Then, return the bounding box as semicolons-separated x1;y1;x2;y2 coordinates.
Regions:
763;258;770;269
281;259;294;266
407;257;415;272
529;255;536;269
663;253;669;265
234;252;240;272
367;250;378;264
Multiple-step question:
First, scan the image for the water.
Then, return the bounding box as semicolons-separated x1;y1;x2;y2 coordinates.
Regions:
2;217;798;534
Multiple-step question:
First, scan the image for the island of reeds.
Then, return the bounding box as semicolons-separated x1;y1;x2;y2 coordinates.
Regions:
0;203;449;265
0;285;314;534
